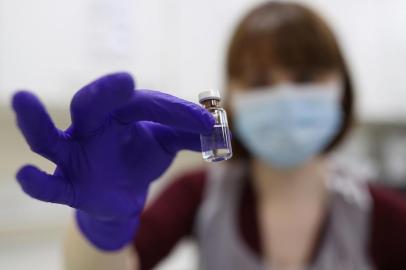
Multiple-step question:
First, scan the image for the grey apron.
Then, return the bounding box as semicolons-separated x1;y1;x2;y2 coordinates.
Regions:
195;163;374;270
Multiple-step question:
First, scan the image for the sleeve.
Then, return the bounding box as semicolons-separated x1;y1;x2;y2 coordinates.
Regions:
133;169;207;270
368;185;406;270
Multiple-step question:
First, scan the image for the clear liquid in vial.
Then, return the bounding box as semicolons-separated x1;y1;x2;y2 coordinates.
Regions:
200;124;232;162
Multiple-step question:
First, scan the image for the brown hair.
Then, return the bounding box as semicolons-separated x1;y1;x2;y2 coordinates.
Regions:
224;1;354;159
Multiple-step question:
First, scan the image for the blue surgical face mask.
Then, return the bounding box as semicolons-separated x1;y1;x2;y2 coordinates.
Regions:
231;81;343;169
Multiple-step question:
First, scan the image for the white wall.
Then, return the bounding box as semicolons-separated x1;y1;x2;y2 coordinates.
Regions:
3;0;405;122
0;0;261;105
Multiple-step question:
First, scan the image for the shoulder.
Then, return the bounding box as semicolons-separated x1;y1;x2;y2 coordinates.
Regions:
369;184;406;210
369;184;406;225
162;168;208;199
142;168;209;219
368;184;406;269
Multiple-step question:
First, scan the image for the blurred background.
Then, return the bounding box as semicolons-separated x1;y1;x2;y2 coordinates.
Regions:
0;0;406;269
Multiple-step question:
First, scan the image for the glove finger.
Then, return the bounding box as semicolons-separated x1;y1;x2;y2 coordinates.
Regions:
16;165;74;206
12;91;69;164
144;122;203;154
113;90;214;135
70;72;135;136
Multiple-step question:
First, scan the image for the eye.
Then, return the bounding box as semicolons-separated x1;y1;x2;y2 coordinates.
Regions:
294;72;314;83
247;74;269;88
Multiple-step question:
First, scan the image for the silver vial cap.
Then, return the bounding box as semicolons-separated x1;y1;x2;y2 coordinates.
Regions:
198;89;221;103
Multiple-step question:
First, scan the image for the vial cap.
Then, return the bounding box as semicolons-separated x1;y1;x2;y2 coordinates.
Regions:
198;89;221;103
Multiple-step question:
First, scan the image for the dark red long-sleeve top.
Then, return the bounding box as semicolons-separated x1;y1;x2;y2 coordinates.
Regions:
134;169;406;270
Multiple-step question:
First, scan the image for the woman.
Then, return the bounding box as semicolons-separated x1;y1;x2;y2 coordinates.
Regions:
13;1;406;270
132;2;406;269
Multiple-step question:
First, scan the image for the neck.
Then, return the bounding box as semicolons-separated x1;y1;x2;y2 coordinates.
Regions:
251;158;330;269
251;157;329;203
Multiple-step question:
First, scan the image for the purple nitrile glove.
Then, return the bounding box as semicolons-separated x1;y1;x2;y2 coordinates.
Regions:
12;72;214;251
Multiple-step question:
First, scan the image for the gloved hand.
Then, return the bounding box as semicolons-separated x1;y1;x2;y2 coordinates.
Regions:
12;72;214;250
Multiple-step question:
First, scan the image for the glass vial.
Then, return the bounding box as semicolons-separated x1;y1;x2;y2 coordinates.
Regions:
198;90;232;162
